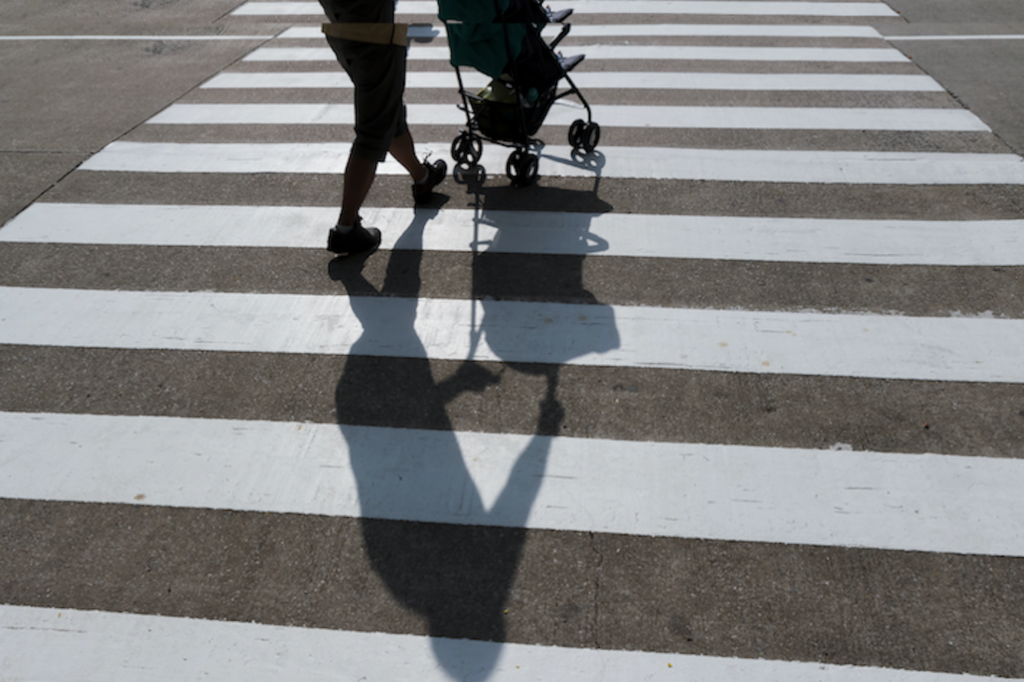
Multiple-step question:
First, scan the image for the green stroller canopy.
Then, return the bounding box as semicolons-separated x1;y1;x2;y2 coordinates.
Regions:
438;0;529;81
437;0;510;22
446;22;527;81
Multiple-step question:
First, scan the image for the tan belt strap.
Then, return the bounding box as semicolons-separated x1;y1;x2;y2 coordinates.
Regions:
321;22;408;46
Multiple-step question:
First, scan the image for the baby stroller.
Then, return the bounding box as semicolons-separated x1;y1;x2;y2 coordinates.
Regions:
438;0;601;186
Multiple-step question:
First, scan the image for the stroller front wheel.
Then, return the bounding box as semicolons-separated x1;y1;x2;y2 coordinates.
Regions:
582;122;601;154
507;150;539;187
568;119;586;150
451;131;483;166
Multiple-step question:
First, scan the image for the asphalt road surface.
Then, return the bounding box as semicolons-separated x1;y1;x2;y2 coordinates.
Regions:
2;0;1023;679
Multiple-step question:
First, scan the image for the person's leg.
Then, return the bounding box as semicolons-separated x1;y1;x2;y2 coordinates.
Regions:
324;37;392;247
329;153;381;254
339;153;378;228
389;129;426;181
330;39;411;230
391;124;447;204
339;128;432;229
320;1;394;254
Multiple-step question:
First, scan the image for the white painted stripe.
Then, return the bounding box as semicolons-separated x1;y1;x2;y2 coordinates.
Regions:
245;44;909;62
564;23;886;38
278;24;884;39
0;34;273;41
7;203;1024;266
4;411;1024;555
234;1;899;17
2;605;999;682
78;142;1024;185
148;102;990;132
887;34;1024;41
201;70;944;92
276;24;443;41
2;286;1022;382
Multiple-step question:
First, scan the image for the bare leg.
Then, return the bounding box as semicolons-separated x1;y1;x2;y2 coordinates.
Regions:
389;130;427;181
340;131;428;227
339;154;378;227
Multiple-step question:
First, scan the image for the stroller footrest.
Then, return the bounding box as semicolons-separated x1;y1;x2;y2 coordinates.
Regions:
560;53;585;73
548;8;574;23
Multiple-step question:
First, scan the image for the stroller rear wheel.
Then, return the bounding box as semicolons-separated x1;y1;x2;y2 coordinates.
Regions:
451;131;483;166
506;150;539;187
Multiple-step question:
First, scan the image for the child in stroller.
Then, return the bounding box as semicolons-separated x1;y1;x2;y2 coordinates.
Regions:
439;0;601;186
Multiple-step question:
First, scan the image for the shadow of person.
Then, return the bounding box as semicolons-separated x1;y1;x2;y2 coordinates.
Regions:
331;174;617;679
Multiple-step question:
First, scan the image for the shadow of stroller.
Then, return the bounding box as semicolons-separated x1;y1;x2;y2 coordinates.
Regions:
331;183;616;678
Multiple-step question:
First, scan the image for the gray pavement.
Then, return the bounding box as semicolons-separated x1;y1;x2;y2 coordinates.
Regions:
876;0;1024;154
0;0;285;225
2;0;1024;679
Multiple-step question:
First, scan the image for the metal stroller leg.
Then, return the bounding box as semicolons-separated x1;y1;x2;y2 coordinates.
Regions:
549;23;571;50
563;67;600;154
496;0;541;186
450;62;483;167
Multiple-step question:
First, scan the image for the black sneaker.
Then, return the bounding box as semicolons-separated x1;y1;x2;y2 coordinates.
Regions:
326;219;381;256
412;158;448;205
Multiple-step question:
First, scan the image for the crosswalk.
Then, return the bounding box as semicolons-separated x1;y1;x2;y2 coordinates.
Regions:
232;1;902;16
2;0;1024;679
244;44;914;60
202;71;948;90
147;103;992;131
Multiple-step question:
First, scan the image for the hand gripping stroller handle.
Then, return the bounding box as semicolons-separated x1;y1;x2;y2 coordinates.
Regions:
321;22;409;46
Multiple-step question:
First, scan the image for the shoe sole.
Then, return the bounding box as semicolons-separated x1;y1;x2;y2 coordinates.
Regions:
326;228;382;256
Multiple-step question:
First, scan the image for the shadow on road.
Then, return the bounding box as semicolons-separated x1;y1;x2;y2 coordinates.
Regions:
329;171;615;680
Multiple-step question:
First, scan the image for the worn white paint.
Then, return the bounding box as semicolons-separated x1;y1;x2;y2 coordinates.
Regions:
148;102;989;131
3;411;1023;555
3;604;1003;682
244;44;909;62
2;286;1023;382
887;34;1024;41
234;1;899;17
0;34;273;40
277;24;885;39
8;203;1024;267
78;142;1024;185
200;70;944;92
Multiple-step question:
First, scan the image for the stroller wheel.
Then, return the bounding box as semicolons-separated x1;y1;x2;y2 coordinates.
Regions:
507;150;539;187
582;122;601;154
451;132;482;166
568;119;586;151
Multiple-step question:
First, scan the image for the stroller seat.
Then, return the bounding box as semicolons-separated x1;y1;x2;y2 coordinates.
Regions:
440;0;601;186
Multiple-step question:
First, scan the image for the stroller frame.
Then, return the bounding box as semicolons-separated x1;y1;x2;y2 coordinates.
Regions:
444;0;601;186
